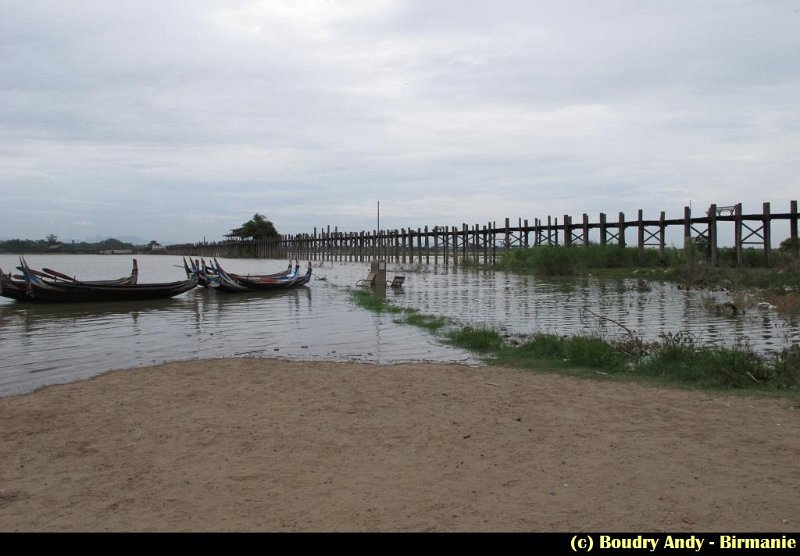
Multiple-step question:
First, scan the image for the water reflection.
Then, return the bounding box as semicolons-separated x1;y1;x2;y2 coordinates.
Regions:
1;254;798;397
0;257;478;396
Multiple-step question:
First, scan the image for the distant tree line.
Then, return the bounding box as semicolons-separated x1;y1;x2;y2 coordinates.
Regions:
2;214;280;254
0;237;136;254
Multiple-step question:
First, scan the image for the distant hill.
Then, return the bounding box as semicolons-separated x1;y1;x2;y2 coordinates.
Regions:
80;235;150;246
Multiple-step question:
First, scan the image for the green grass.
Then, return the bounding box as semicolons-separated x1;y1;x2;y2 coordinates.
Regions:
499;244;669;277
493;334;628;370
497;245;800;308
349;289;403;314
399;309;450;332
350;290;451;332
444;326;505;353
348;286;800;400
634;333;773;389
492;332;800;398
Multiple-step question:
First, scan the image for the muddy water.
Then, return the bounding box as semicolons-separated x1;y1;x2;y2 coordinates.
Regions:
1;254;797;396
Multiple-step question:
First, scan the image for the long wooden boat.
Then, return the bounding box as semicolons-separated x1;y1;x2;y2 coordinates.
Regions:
212;260;312;292
0;269;29;301
182;258;293;288
17;258;197;303
1;259;139;301
183;258;214;287
42;259;138;286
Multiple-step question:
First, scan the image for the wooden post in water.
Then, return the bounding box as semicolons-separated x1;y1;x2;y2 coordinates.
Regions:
443;227;449;266
469;224;475;264
708;204;718;266
478;224;489;264
433;227;439;265
491;222;497;265
599;213;607;246
618;212;626;248
735;203;743;266
683;206;691;250
582;214;590;247
327;225;332;261
313;228;318;261
417;227;423;263
763;202;772;265
452;226;458;267
480;223;485;262
424;226;430;264
791;200;799;259
523;219;529;247
462;223;468;263
659;211;666;262
637;210;644;260
556;217;561;245
357;230;369;263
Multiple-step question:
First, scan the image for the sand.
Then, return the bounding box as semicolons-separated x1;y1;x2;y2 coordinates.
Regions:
0;358;797;532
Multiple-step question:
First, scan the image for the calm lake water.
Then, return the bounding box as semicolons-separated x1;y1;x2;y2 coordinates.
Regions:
1;254;798;397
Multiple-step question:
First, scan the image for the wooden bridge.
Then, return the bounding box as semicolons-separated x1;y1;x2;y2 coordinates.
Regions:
173;200;799;267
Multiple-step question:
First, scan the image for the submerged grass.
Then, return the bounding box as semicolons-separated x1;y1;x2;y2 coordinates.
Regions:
350;289;450;332
349;289;403;314
349;287;800;400
499;244;800;317
400;309;450;333
444;326;505;353
498;244;800;294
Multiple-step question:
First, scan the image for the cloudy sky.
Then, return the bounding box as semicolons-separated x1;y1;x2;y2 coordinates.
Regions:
1;0;798;244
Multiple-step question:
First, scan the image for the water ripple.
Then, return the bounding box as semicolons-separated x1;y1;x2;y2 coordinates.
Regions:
1;254;798;396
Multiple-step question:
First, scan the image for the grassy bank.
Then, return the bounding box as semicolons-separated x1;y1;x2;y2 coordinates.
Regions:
448;327;800;399
350;289;800;401
498;244;800;313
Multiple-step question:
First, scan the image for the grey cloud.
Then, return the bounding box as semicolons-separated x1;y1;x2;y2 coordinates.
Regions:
0;0;798;243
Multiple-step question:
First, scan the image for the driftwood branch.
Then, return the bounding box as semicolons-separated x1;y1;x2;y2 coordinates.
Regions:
745;371;761;384
581;307;638;340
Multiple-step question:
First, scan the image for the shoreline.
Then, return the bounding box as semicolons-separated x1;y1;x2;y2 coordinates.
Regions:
1;358;797;531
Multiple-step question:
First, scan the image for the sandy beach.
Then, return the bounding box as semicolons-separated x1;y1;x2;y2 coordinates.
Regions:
0;358;797;532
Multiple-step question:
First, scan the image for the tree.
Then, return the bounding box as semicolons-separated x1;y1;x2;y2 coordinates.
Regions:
227;213;279;240
97;238;134;250
46;234;59;244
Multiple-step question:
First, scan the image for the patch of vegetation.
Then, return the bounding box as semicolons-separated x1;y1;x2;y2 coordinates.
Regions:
348;281;800;400
349;289;403;314
499;244;677;277
493;333;629;372
444;326;505;353
634;332;772;389
497;243;800;316
492;331;800;397
226;213;279;240
399;309;450;332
